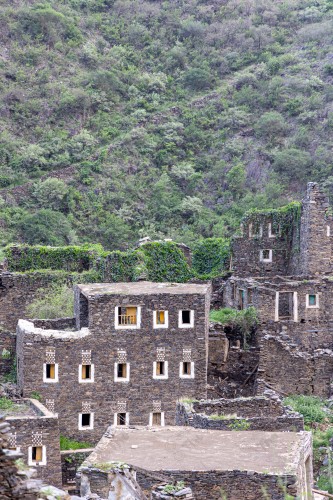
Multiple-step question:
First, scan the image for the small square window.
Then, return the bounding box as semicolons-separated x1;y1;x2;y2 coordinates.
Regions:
179;361;195;379
178;310;194;328
114;362;130;382
78;412;94;430
118;413;127;425
114;412;129;426
79;364;94;383
28;445;46;466
153;310;169;329
153;361;168;379
260;249;272;263
43;363;58;383
306;294;319;309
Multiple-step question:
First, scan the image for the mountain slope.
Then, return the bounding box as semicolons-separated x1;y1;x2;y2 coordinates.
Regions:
0;0;333;249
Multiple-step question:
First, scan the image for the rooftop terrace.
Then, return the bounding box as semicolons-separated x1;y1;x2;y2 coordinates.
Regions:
77;281;210;298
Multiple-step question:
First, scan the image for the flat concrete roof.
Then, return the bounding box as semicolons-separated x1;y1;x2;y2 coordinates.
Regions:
84;427;307;475
77;281;210;297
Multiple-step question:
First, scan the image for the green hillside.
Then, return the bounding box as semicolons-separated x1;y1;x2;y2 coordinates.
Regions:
1;0;333;250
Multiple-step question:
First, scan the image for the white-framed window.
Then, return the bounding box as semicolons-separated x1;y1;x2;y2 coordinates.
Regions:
268;222;277;238
260;249;273;263
149;412;165;427
178;310;194;328
78;364;95;383
153;361;168;380
179;361;195;379
153;310;168;329
113;412;129;426
114;362;130;382
115;306;141;329
306;294;319;309
43;363;59;383
249;223;263;238
28;445;46;466
78;412;94;430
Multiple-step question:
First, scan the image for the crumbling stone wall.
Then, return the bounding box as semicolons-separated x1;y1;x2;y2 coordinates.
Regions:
258;334;333;397
61;449;93;492
0;331;16;376
175;400;304;432
7;399;62;487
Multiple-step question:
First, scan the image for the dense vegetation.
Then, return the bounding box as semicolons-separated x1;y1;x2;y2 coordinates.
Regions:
1;0;333;250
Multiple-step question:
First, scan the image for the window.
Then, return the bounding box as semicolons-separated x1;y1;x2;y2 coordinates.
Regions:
113;412;129;426
78;412;94;430
275;292;298;322
28;445;46;466
115;306;141;329
149;412;165;426
249;223;263;238
238;289;245;310
178;310;194;328
43;363;58;383
306;294;319;309
260;249;272;263
153;310;168;329
79;364;94;383
268;222;277;238
153;361;168;380
114;362;130;382
179;361;195;379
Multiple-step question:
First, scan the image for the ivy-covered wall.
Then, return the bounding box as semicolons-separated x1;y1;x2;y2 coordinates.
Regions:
192;238;230;278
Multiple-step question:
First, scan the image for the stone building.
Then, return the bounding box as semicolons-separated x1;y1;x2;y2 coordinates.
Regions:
4;398;62;487
77;426;313;500
225;182;333;397
17;282;211;443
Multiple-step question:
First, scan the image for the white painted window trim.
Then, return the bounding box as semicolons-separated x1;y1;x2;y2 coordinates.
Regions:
306;294;319;309
153;361;168;380
43;363;59;383
153;310;169;329
78;364;95;383
275;291;298;322
260;249;273;263
249;223;263;238
149;411;165;427
178;310;194;328
268;223;277;238
114;362;130;382
28;445;47;466
113;412;129;427
327;225;331;237
78;412;94;430
114;306;141;330
179;361;195;379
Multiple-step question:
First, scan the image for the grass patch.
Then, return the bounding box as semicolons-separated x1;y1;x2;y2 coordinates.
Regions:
60;435;93;451
209;413;237;420
284;395;330;424
0;397;14;410
26;284;74;319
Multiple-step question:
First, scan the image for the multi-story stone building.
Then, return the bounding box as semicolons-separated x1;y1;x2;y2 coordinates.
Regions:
17;282;211;443
224;182;333;397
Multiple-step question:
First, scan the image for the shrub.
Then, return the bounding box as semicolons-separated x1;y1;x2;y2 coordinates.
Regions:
16;210;76;246
273;148;312;181
184;68;212;90
254;111;288;140
60;435;93;451
210;307;258;346
192;238;230;276
284;395;328;424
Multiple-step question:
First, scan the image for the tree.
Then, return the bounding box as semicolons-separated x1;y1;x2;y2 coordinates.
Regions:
32;178;69;211
273;148;312;181
17;210;76;245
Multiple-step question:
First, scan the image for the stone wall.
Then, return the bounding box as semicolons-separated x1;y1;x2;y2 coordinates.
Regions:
258;333;333;397
175;400;304;433
6;399;62;488
0;331;16;376
61;449;93;492
17;284;210;443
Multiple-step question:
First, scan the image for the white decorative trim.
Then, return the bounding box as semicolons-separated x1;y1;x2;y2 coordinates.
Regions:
43;363;58;383
275;292;279;322
178;310;194;328
268;223;276;238
78;364;95;383
114;306;141;329
113;412;129;426
260;249;273;263
114;362;130;382
149;412;165;426
78;412;94;430
327;225;331;237
28;445;46;466
306;294;319;309
179;361;195;379
153;361;168;380
294;292;298;322
153;310;169;329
